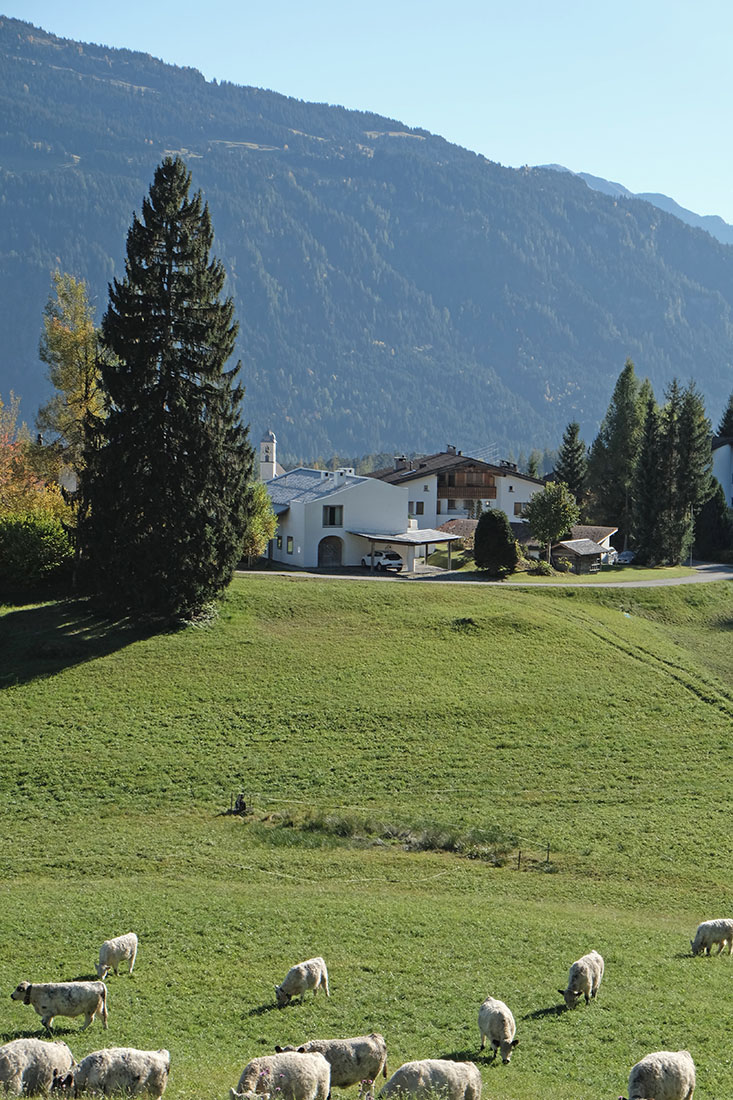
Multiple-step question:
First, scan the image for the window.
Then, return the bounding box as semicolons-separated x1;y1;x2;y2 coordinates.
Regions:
408;500;415;513
447;499;456;511
276;534;282;549
508;484;514;492
322;505;343;527
447;473;456;487
415;501;424;515
286;536;294;554
514;502;525;516
423;484;429;491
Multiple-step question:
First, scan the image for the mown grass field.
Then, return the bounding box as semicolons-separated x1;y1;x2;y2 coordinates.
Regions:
3;575;733;1099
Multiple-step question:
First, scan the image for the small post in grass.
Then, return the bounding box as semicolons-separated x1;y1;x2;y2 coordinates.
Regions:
517;849;521;871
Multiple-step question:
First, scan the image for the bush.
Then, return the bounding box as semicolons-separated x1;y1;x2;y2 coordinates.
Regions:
531;560;554;576
473;509;519;576
0;513;72;596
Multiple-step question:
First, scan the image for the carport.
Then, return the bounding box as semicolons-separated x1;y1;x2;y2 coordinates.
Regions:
347;527;458;573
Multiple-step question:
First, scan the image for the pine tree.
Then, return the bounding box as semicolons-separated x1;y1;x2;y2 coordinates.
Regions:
718;392;733;437
631;394;662;562
554;422;587;507
473;509;519;575
586;359;644;544
81;157;253;618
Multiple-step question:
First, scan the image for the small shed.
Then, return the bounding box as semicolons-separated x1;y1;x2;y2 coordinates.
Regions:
552;538;604;575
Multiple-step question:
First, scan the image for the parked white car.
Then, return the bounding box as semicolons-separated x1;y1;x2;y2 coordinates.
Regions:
617;549;636;564
361;550;404;572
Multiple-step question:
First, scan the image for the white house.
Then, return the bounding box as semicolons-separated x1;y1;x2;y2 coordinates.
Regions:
264;465;455;571
367;446;546;527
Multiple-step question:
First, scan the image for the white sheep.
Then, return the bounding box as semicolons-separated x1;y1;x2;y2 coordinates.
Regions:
275;1035;388;1089
230;1052;330;1100
690;918;733;956
558;949;604;1009
620;1049;695;1100
0;1038;74;1096
275;958;329;1007
379;1060;481;1100
477;997;519;1063
96;932;138;978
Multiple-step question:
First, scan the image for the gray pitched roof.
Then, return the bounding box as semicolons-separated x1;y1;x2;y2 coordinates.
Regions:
266;467;366;506
555;538;605;556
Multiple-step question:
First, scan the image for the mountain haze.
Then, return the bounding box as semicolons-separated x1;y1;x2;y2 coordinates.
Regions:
2;16;733;462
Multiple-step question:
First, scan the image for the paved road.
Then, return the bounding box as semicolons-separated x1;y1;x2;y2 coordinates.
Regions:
239;562;733;588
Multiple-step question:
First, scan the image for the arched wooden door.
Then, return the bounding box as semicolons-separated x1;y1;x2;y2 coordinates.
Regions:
318;535;343;567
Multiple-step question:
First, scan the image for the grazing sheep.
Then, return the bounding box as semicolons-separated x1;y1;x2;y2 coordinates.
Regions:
558;949;604;1009
477;997;519;1064
10;981;108;1032
60;1049;170;1100
379;1060;481;1100
0;1038;74;1096
96;933;138;979
275;1034;388;1090
690;918;733;956
230;1052;330;1100
620;1050;695;1100
275;958;330;1008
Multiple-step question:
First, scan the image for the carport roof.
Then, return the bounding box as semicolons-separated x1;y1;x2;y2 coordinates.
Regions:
347;528;456;545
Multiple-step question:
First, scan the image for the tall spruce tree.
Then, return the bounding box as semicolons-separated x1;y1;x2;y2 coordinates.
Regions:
81;157;253;618
554;422;587;508
586;358;644;544
631;393;662;562
718;392;733;437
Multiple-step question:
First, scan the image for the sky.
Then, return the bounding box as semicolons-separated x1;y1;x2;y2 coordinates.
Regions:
8;0;733;222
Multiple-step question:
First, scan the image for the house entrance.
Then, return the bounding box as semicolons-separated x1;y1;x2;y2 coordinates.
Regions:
318;536;343;567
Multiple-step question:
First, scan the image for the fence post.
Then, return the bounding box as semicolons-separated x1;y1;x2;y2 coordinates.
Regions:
546;842;550;864
517;849;521;871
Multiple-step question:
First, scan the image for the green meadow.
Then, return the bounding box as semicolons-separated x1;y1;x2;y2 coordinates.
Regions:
3;575;733;1100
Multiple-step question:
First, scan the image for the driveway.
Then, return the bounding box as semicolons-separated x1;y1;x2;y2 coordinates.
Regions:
238;562;733;587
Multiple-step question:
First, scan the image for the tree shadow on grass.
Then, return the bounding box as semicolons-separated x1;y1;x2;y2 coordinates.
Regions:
0;597;177;689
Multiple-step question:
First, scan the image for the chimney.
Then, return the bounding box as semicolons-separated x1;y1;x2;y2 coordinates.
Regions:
394;455;408;471
446;444;456;455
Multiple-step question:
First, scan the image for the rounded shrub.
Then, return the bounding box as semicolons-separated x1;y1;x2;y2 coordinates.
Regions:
473;509;519;576
0;513;72;596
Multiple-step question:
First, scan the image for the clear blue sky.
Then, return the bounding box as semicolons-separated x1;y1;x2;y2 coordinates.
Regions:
9;0;733;222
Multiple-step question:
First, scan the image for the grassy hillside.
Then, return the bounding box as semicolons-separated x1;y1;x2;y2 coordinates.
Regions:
2;576;733;1099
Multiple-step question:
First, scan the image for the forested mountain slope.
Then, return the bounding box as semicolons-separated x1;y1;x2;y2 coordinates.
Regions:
2;15;733;462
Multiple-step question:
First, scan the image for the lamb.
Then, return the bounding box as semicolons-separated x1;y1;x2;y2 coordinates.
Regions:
59;1049;170;1099
558;949;604;1009
275;958;330;1008
230;1052;330;1100
378;1060;481;1100
10;981;108;1032
96;932;138;978
477;997;519;1064
690;918;733;956
0;1038;74;1096
275;1034;388;1089
620;1050;696;1100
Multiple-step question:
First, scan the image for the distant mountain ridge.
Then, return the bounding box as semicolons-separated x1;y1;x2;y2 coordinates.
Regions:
542;164;733;246
3;16;733;463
